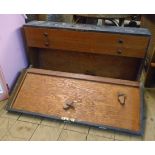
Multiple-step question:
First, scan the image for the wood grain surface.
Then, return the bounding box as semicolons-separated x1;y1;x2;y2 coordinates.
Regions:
12;69;141;132
38;49;141;81
28;68;139;87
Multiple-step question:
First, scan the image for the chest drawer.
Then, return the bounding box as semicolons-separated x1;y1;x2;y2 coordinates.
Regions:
24;27;149;58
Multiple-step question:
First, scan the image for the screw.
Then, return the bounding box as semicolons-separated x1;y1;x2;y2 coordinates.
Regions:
118;39;123;44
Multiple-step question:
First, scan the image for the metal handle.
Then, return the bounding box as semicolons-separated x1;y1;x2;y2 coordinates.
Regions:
44;42;49;46
43;32;49;46
43;32;48;36
117;49;122;54
117;93;127;105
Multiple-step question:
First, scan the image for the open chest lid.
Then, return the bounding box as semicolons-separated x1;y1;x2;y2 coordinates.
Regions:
7;68;144;135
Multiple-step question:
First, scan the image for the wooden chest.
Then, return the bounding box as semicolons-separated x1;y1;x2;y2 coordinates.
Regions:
7;21;151;135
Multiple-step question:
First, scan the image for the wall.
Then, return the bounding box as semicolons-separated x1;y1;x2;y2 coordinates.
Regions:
0;14;28;89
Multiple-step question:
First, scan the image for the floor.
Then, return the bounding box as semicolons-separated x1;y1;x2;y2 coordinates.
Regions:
0;88;155;141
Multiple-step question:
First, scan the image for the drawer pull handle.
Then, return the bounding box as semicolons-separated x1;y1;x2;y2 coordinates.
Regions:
43;32;48;36
43;32;49;46
117;49;122;54
117;93;127;105
44;42;49;46
118;39;124;44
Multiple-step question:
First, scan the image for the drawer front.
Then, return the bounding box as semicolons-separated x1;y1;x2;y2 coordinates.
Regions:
24;27;149;58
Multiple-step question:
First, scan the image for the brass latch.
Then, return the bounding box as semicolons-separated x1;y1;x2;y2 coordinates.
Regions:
63;99;75;110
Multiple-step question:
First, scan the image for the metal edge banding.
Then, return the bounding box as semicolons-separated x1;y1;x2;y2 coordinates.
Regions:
136;35;151;81
143;37;152;74
7;107;142;136
24;25;151;37
6;69;28;110
22;27;32;65
27;68;139;87
24;21;151;36
139;83;145;136
143;36;153;80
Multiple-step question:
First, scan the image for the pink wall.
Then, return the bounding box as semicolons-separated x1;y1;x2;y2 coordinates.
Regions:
0;14;28;89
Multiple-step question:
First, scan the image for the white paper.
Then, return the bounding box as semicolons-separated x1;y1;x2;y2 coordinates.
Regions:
0;83;3;94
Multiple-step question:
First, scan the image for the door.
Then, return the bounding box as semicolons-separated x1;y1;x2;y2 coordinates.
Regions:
7;68;143;135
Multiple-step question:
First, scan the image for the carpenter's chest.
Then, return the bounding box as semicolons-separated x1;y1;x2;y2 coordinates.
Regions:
7;21;151;135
